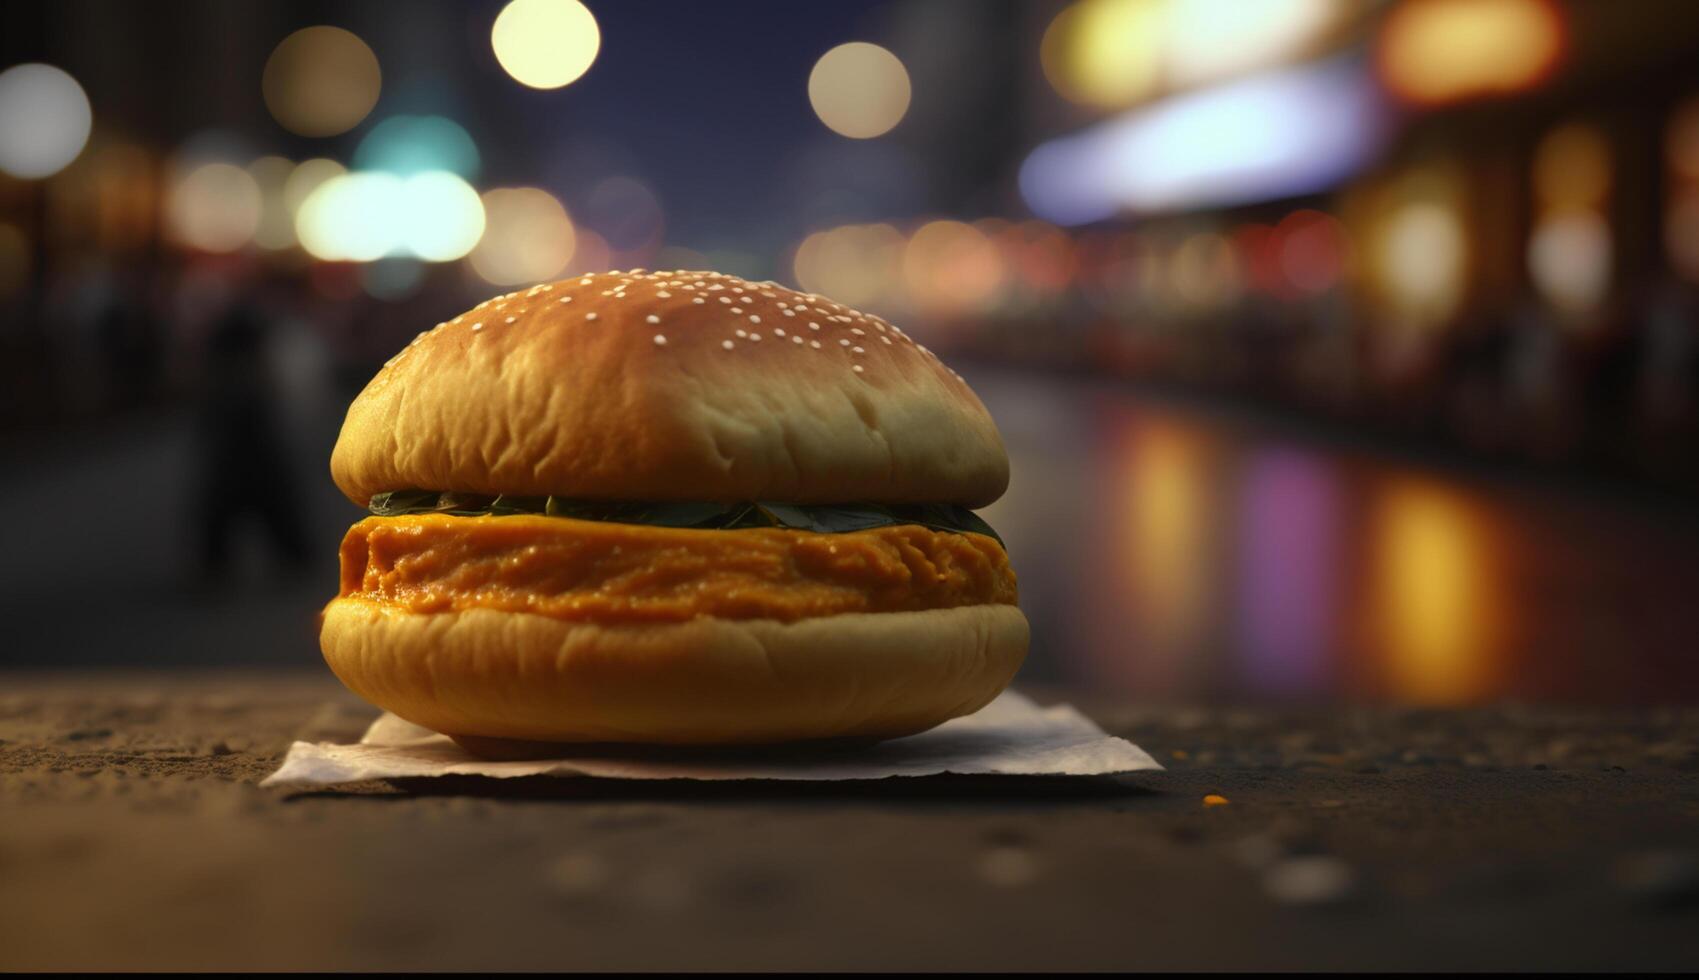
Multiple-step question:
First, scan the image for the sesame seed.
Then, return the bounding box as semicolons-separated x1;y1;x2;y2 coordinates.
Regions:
652;334;667;346
809;340;822;349
472;323;484;331
749;315;761;323
657;290;671;298
852;346;865;353
749;333;761;342
791;335;803;344
585;313;598;321
559;296;573;303
839;339;851;347
731;307;743;314
774;328;785;337
505;316;517;324
721;339;735;350
782;309;795;317
646;314;660;324
881;336;893;344
809;322;820;330
719;296;732;304
736;329;747;337
693;297;706;304
852;365;865;374
851;328;864;336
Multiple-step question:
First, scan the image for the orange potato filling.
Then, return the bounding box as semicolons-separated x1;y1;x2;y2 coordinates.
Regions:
338;513;1017;624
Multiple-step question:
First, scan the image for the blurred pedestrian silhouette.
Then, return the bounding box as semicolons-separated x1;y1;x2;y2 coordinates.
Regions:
192;301;311;584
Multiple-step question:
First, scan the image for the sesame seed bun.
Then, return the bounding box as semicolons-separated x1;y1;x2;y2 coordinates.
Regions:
330;270;1010;507
320;597;1029;744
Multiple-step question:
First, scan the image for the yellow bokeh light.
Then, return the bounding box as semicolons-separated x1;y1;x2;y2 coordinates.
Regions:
1378;0;1563;106
296;172;401;262
470;187;577;285
1041;0;1165;109
1371;481;1501;705
262;26;381;137
793;223;906;308
283;158;347;219
491;0;601;90
1533;123;1610;211
1376;200;1466;320
808;42;912;139
166;162;263;254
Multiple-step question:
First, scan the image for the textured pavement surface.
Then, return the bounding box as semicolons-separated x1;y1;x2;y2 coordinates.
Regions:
4;673;1698;971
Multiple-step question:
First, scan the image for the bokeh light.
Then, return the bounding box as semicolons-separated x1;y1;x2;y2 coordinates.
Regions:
1169;230;1240;309
1041;0;1164;109
793;223;906;308
166;162;263;254
1528;211;1611;317
903;220;1006;316
247;156;297;250
1164;0;1347;88
1666;190;1699;283
283;158;347;231
1276;210;1350;295
1370;481;1501;705
262;26;381;137
808;43;912;140
1022;57;1386;221
1377;0;1564;107
1377;200;1466;318
1533;123;1610;211
354;115;479;179
1668;98;1699;182
1666;99;1699;282
297;170;485;263
397;172;486;262
0;63;92;179
470;187;576;284
491;0;601;90
297;172;401;262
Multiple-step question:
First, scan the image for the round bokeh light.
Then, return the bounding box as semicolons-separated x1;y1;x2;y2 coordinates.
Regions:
809;43;912;139
262;26;382;137
470;187;576;284
0;64;93;179
166;162;263;253
491;0;601;90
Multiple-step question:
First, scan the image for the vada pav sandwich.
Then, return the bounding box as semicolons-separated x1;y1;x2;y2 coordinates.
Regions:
321;269;1027;747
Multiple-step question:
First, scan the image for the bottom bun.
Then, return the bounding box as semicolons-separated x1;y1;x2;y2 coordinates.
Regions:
320;598;1029;744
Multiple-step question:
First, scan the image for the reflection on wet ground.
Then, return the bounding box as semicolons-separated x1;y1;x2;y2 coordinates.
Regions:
974;367;1699;705
5;365;1698;706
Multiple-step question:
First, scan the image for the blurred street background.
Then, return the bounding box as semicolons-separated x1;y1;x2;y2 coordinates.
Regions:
3;0;1699;705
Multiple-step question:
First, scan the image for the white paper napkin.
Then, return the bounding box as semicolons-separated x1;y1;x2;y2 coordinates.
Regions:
260;690;1161;787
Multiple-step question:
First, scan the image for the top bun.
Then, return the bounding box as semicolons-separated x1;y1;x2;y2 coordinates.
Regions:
331;270;1010;508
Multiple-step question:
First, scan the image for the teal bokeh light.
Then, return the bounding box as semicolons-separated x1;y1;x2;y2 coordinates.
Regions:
353;115;479;179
